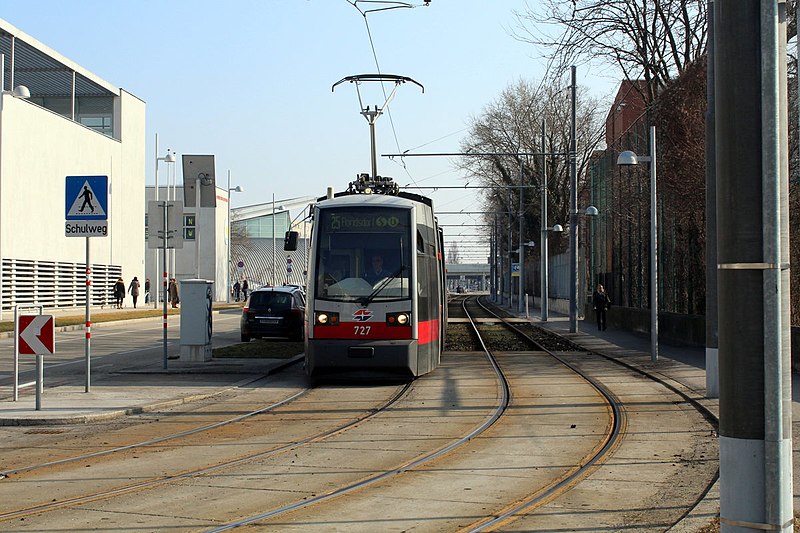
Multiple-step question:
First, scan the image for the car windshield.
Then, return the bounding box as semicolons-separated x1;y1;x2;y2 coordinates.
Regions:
314;206;412;302
249;292;292;311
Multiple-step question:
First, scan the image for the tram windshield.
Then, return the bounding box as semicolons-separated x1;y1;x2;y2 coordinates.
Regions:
315;207;412;302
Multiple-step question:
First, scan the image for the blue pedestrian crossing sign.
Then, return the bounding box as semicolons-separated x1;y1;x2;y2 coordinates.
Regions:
65;175;109;237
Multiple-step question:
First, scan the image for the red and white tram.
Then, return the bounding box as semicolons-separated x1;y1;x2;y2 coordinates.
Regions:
304;175;446;379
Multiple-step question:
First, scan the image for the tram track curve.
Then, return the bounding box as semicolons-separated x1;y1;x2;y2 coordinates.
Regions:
470;295;719;531
462;295;626;532
0;377;414;522
0;295;719;531
205;295;621;531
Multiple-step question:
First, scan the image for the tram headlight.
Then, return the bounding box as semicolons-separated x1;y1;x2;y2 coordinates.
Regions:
315;311;339;325
386;312;411;326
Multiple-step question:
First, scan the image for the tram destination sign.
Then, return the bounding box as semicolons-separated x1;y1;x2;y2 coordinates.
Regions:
327;213;402;231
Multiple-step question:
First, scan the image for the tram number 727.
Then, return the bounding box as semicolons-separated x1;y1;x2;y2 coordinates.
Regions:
354;325;371;336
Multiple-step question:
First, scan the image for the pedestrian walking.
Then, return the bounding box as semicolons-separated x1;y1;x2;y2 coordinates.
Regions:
233;280;241;301
241;279;249;300
592;284;611;331
168;278;180;308
113;277;126;309
144;278;151;304
128;276;141;308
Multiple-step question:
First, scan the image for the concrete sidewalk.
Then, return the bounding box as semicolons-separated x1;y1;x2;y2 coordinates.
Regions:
0;355;303;426
0;301;243;339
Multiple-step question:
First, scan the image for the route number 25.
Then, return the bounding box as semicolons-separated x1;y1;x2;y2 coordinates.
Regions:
353;325;371;336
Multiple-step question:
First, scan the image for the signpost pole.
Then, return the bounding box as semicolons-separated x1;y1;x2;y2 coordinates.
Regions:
13;305;18;401
64;174;107;392
17;312;54;409
85;236;91;392
35;354;43;411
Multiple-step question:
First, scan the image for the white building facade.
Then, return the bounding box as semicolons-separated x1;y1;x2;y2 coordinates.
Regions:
0;19;145;313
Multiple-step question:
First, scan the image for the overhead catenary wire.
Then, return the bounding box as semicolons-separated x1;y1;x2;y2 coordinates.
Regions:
345;0;430;189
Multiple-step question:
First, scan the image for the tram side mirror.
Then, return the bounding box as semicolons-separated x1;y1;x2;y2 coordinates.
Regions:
284;231;299;251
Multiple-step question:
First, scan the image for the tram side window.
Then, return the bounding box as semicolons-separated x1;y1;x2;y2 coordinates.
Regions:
416;229;425;253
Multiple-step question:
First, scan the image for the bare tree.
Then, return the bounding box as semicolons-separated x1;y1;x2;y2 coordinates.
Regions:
459;77;605;258
514;0;708;103
446;242;462;264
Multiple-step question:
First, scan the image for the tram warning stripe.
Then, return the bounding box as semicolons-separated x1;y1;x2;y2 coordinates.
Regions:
313;319;439;344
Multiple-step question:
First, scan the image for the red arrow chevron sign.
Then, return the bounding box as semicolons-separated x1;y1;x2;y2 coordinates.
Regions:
18;315;55;355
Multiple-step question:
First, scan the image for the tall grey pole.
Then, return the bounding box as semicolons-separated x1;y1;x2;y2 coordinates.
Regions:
541;119;549;321
716;2;792;531
162;198;169;369
489;216;494;300
272;194;276;286
568;65;578;333
705;0;719;398
507;189;513;308
227;170;232;303
490;219;494;301
153;133;160;308
517;159;525;313
649;126;658;362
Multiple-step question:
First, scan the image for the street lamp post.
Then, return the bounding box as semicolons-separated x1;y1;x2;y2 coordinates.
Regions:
226;169;243;303
617;125;658;362
153;134;175;308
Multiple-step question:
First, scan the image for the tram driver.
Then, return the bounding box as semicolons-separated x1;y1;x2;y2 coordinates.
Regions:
364;254;388;285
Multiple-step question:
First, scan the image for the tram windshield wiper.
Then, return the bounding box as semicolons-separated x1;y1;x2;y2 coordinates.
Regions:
359;265;406;307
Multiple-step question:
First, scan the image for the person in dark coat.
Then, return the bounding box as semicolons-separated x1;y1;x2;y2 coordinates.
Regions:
144;278;151;304
592;284;611;331
233;280;241;301
168;278;180;308
241;279;249;300
128;277;141;308
113;278;126;309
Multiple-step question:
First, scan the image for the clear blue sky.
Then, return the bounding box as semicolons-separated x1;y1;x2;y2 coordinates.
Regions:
1;1;616;261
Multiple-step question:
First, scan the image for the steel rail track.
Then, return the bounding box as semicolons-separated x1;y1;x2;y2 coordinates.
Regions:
1;381;309;478
463;295;625;532
0;380;414;522
205;296;512;532
470;295;719;532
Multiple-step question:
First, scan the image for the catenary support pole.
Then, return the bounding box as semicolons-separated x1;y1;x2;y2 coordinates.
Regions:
568;65;578;333
705;0;719;398
517;159;524;313
649;126;658;362
716;2;792;531
507;189;513;308
541;119;549;321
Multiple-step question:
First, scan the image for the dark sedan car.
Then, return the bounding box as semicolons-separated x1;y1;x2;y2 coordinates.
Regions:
240;286;305;342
